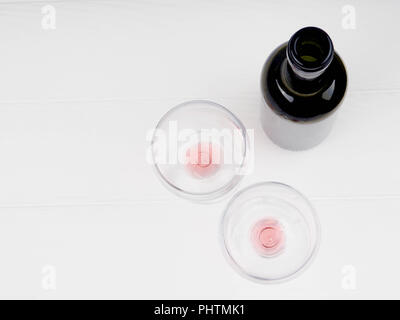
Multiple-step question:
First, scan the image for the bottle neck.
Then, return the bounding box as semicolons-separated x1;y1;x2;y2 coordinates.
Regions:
286;26;334;81
286;55;330;80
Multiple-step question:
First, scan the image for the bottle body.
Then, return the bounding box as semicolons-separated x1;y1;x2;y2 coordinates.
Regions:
260;28;347;150
261;90;338;150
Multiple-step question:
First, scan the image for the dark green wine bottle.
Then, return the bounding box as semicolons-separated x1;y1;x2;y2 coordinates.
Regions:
260;26;347;150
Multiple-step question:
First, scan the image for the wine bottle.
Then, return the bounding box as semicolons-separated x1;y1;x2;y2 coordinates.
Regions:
260;26;347;150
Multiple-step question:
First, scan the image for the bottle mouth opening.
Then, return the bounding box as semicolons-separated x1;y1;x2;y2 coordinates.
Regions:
287;26;334;72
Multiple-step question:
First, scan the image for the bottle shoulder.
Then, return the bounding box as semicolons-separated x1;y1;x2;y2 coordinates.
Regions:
261;43;347;122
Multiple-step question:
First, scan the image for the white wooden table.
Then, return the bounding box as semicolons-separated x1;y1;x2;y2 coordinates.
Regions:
0;0;399;299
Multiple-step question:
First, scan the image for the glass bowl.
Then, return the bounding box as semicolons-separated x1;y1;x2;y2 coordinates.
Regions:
151;100;249;201
221;182;320;283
